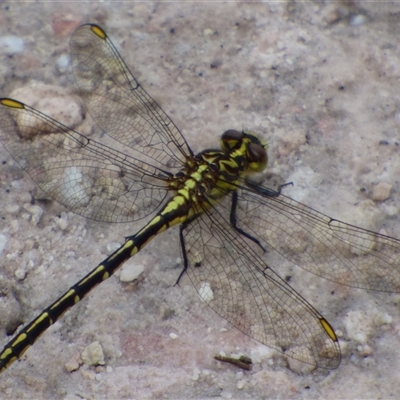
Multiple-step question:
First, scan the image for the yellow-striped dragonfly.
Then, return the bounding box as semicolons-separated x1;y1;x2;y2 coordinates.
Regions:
0;24;399;373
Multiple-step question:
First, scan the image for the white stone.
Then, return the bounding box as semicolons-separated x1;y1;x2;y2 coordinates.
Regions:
81;341;105;366
119;263;144;282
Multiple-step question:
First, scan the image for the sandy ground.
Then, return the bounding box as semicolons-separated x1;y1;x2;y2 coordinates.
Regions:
0;2;400;399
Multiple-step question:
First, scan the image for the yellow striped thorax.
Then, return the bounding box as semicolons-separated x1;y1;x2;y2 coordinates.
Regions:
169;130;267;211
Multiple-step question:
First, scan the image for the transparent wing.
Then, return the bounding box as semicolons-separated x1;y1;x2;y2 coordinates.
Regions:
0;99;170;223
235;184;400;292
70;24;192;171
182;195;341;369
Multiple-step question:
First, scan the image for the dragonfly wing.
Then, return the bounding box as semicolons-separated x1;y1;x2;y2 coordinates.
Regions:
70;24;192;171
235;185;400;292
181;195;341;369
0;99;169;223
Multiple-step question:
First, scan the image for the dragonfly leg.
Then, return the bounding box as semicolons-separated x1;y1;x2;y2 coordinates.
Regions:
245;180;293;197
175;220;191;285
229;191;267;252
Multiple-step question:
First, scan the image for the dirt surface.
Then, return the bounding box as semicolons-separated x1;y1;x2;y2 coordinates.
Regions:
0;2;400;399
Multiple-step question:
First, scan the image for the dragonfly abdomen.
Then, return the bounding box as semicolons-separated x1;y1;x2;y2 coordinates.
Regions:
0;238;136;371
0;194;190;372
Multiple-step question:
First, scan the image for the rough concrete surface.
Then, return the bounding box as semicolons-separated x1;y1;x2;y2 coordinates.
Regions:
0;2;400;399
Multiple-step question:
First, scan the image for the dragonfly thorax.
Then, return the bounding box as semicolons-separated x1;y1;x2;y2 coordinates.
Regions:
168;130;267;212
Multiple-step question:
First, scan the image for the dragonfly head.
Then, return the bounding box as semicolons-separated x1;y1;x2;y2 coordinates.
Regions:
220;129;268;173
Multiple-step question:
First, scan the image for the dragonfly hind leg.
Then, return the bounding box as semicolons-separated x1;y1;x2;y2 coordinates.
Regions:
229;190;267;252
230;182;293;253
175;221;192;285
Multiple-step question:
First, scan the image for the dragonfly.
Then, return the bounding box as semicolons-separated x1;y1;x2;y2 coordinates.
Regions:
0;23;399;373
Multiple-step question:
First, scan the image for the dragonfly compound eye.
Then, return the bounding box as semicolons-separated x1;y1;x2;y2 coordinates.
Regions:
247;142;267;172
220;129;244;150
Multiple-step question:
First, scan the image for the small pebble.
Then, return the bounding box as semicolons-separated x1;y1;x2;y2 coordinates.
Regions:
372;182;392;202
64;353;81;372
0;36;24;54
119;263;144;282
15;268;26;280
350;14;366;27
81;341;105;366
56;53;70;69
237;379;246;390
